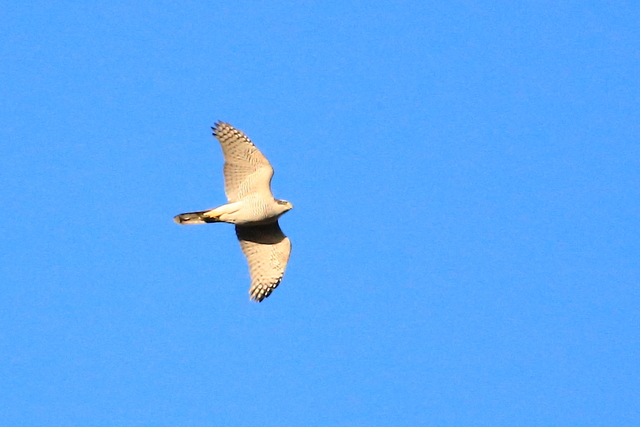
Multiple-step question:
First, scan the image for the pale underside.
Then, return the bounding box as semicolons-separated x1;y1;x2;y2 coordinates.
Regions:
215;122;274;204
235;222;291;302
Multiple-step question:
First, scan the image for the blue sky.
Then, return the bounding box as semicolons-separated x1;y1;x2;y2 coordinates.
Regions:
1;1;639;425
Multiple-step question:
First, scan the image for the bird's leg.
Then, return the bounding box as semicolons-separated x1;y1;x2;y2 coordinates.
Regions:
202;201;244;223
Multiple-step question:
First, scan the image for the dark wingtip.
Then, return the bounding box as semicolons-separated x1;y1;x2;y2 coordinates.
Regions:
249;290;265;303
212;120;228;137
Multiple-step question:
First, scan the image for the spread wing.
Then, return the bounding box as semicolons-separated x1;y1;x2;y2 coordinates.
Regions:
235;222;291;302
212;121;274;203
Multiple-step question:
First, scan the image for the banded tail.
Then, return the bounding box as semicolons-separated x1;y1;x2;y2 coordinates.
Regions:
173;210;221;225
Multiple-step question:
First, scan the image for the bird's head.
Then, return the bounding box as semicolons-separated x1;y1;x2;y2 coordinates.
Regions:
275;199;294;215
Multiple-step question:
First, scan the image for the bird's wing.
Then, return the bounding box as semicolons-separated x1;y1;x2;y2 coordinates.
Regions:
235;221;291;302
212;122;274;203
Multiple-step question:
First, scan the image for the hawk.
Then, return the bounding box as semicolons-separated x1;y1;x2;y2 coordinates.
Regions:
174;122;293;302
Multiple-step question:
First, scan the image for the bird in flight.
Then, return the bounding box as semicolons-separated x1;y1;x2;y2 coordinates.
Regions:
174;122;293;302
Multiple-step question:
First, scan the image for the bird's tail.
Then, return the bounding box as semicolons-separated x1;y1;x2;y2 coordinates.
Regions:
173;210;221;225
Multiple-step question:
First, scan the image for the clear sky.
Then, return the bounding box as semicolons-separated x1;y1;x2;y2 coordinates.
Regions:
1;1;639;426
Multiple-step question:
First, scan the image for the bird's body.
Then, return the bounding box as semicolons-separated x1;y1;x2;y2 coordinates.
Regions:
174;198;290;225
174;122;292;302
